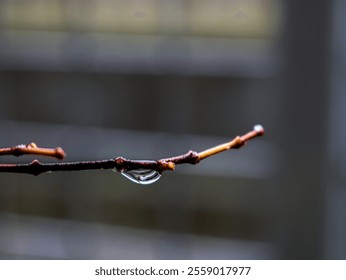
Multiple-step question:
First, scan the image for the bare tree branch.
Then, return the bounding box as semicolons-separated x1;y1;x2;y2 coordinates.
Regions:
0;125;264;176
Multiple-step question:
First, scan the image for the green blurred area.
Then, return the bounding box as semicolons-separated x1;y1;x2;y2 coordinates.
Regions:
0;0;279;37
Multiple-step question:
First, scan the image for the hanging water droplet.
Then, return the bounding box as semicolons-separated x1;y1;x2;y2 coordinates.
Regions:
121;169;161;185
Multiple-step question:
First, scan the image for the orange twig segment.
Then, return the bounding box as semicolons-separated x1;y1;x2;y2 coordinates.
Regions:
0;142;66;160
197;125;264;160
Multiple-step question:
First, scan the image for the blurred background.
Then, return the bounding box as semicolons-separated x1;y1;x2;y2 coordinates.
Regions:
0;0;344;259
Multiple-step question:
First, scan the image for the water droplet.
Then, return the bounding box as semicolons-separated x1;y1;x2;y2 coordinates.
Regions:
254;124;263;132
121;169;161;185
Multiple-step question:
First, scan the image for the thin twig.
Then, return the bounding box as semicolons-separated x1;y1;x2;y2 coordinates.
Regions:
0;125;264;176
198;124;264;160
0;142;65;159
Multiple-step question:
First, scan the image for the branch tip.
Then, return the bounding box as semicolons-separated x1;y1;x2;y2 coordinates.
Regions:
55;147;66;159
254;124;264;136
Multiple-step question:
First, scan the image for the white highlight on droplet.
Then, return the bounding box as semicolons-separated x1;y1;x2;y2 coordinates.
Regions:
254;124;264;132
121;169;161;185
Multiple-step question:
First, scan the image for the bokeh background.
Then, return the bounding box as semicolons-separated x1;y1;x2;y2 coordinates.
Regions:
0;0;344;259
